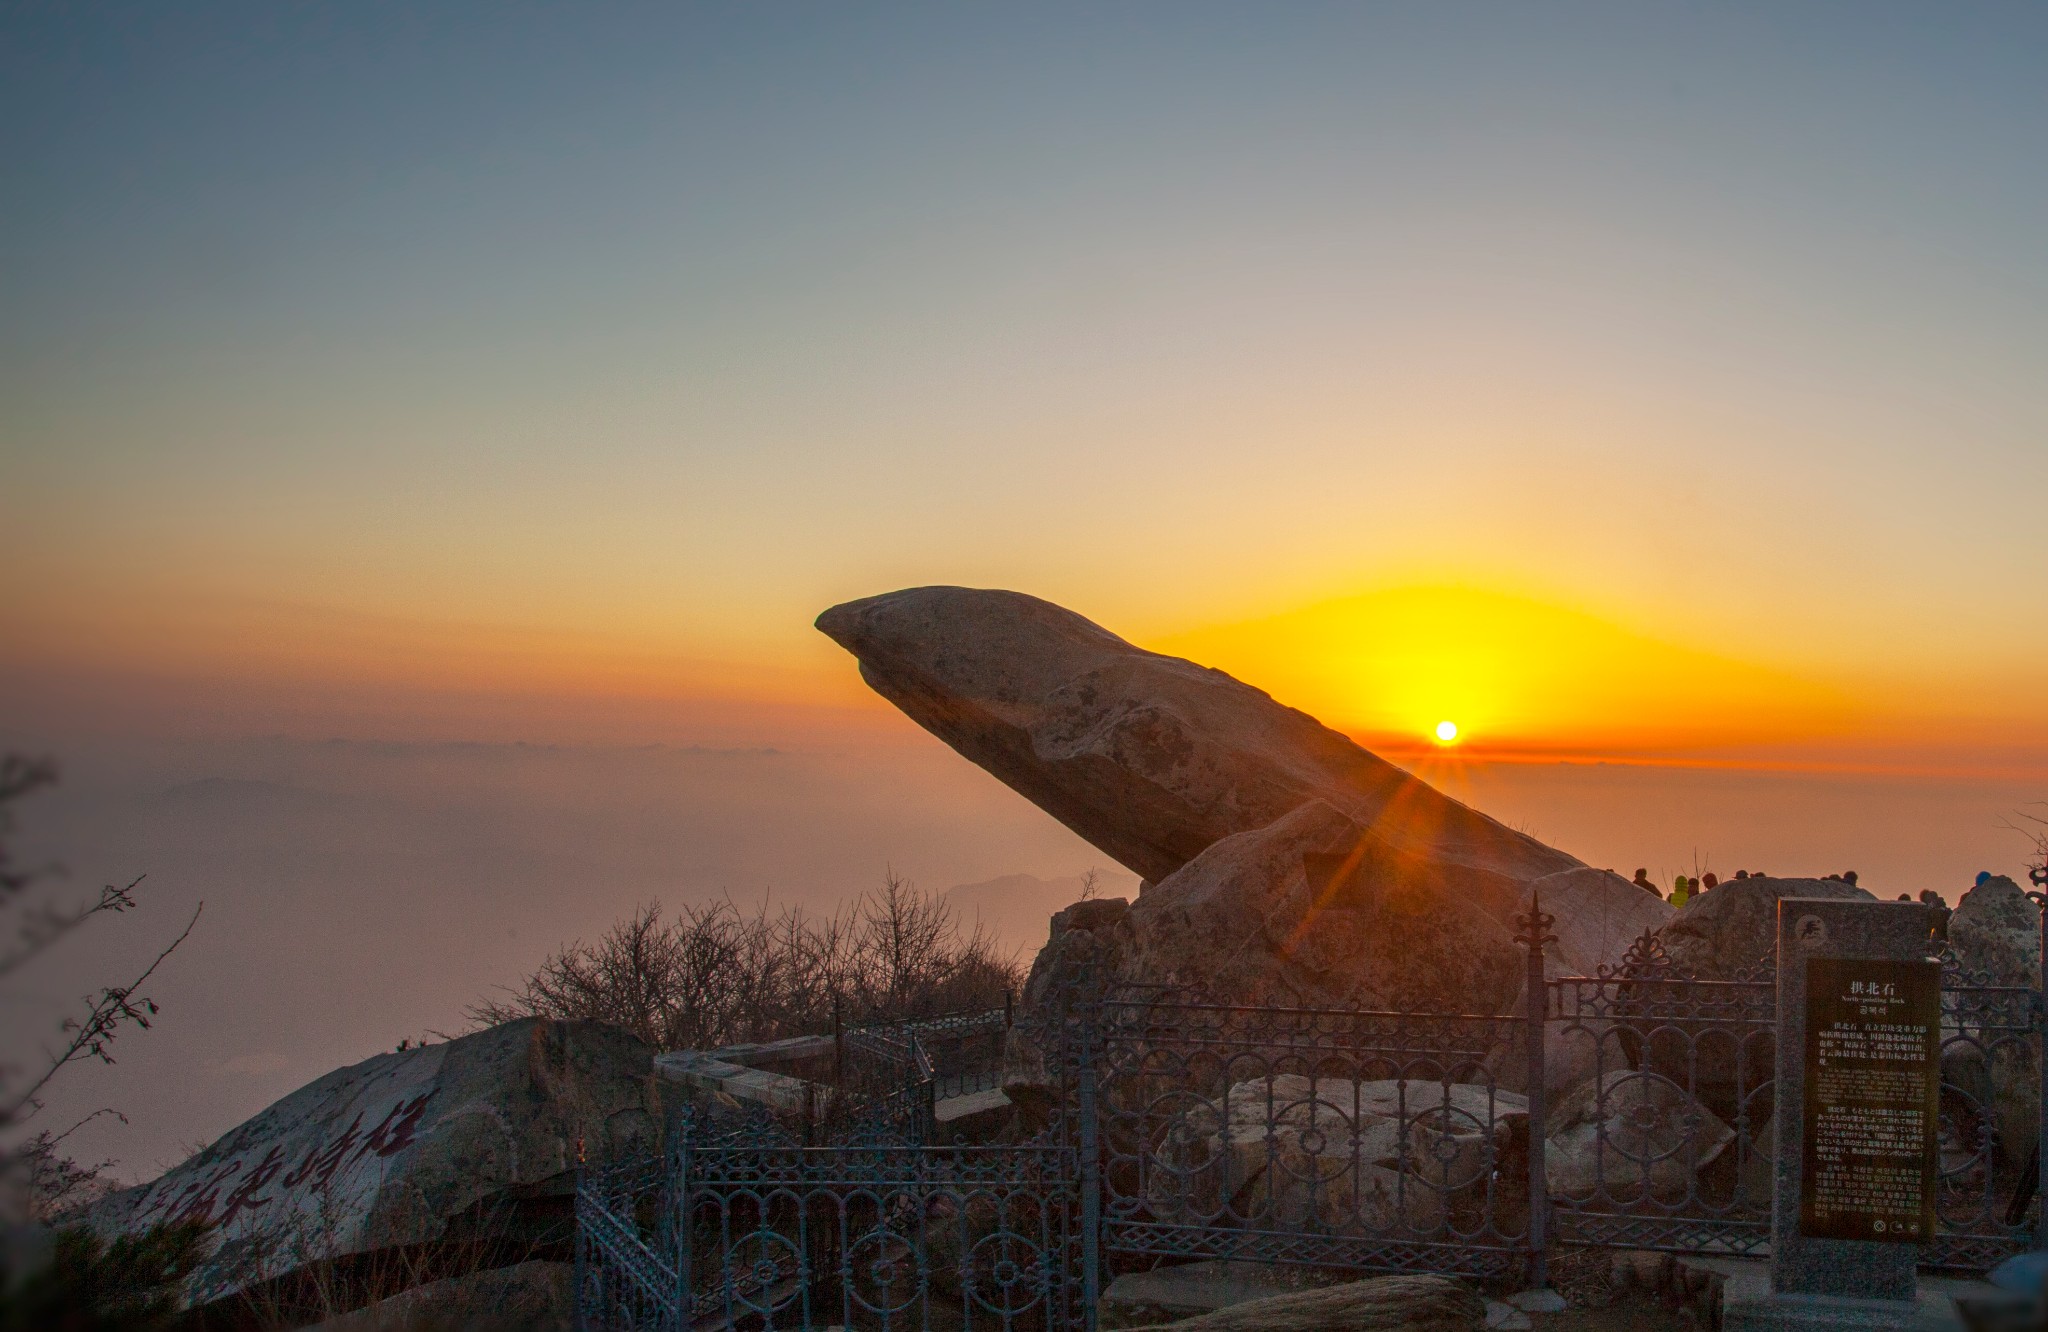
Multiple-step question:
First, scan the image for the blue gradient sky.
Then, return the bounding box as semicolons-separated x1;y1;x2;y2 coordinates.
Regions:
7;0;2048;1179
7;4;2047;752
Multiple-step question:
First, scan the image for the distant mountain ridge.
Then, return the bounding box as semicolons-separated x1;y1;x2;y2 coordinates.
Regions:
941;870;1138;961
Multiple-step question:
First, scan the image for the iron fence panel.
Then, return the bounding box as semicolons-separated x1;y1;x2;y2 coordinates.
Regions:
674;1143;1087;1332
1088;987;1535;1283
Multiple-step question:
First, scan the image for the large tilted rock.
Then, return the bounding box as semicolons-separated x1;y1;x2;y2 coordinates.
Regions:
86;1019;660;1311
817;587;1581;918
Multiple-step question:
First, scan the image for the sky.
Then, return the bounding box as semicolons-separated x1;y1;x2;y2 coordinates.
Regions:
3;4;2046;1176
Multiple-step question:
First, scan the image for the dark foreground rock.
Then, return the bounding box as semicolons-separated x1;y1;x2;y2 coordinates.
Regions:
1119;1271;1485;1331
817;586;1580;913
86;1019;660;1312
308;1259;570;1331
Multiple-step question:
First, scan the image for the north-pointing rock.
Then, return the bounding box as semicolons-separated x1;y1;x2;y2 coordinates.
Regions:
816;587;1581;903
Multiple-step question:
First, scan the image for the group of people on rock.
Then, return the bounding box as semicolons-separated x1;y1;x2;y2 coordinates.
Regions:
1622;863;1971;930
1627;865;1865;906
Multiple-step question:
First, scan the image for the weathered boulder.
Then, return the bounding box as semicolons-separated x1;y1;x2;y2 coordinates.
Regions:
1002;805;1527;1111
1119;1272;1485;1332
1656;875;1874;979
1523;868;1675;1097
816;587;1580;914
1951;874;2039;988
1634;877;1882;1123
86;1019;660;1311
1545;1069;1735;1200
1148;1076;1526;1237
1118;802;1527;1013
1945;874;2041;1176
1525;867;1674;979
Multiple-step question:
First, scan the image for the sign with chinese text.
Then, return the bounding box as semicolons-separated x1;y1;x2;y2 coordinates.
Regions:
1799;957;1940;1242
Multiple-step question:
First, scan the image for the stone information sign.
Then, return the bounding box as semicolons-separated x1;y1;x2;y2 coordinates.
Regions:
1798;956;1940;1243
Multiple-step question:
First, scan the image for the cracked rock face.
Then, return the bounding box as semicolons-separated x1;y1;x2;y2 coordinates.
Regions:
816;586;1581;903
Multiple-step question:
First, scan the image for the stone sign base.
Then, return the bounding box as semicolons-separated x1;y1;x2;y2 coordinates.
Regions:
1721;1268;1964;1331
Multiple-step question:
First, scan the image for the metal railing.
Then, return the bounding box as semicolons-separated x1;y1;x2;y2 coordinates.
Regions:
581;893;2047;1328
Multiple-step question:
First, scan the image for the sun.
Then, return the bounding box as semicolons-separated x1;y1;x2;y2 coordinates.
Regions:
1433;720;1460;744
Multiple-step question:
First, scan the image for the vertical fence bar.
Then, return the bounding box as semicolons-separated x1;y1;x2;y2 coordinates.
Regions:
1077;999;1103;1332
1517;892;1555;1291
572;1139;589;1332
2035;874;2047;1248
672;1115;693;1332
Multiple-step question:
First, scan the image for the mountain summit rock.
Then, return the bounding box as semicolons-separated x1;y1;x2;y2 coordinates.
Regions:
817;585;1582;925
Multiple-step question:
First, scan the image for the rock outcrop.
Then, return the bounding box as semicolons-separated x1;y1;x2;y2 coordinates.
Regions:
1544;1070;1735;1199
1635;877;1886;1123
1148;1076;1528;1236
1945;874;2041;1176
86;1019;660;1311
1524;867;1673;979
1115;801;1527;1013
1655;875;1875;979
816;587;1581;920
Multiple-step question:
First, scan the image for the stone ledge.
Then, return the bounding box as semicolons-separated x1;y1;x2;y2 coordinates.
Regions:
652;1052;815;1113
1719;1266;1970;1331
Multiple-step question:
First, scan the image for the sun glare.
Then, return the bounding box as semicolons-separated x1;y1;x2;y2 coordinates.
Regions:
1434;720;1460;744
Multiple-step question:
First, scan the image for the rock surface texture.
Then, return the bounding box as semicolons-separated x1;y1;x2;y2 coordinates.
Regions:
1945;874;2041;1175
86;1019;659;1311
1656;875;1873;980
816;587;1580;909
1118;1272;1486;1332
819;588;1666;1028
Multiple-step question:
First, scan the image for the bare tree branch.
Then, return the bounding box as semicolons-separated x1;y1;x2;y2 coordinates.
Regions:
4;902;203;1126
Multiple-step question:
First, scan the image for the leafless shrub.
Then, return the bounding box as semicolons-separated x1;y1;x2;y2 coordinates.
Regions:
0;753;201;1224
2004;802;2047;886
471;870;1023;1049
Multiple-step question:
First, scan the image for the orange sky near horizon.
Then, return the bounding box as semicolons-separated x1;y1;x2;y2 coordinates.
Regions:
6;569;2044;785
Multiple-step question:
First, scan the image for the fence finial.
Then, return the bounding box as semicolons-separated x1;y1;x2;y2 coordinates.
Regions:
1515;889;1558;953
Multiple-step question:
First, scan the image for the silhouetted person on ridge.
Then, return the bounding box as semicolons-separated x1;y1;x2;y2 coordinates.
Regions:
1842;870;1858;887
1631;868;1661;898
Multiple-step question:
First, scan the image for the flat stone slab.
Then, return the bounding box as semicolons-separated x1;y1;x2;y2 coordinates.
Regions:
1100;1261;1303;1328
652;1052;814;1113
934;1086;1011;1142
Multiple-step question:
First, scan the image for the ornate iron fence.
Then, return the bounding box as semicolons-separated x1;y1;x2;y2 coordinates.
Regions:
580;893;2047;1328
672;1137;1088;1332
1089;986;1534;1283
1930;941;2042;1270
1543;932;1779;1258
